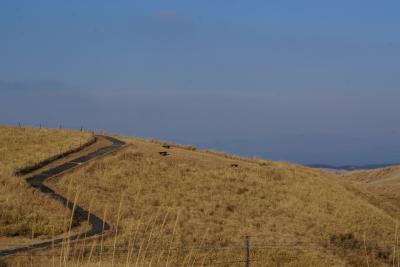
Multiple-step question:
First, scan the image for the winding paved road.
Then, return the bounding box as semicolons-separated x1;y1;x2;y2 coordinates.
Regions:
0;135;126;257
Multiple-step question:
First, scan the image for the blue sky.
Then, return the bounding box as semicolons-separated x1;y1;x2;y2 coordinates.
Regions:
1;1;400;165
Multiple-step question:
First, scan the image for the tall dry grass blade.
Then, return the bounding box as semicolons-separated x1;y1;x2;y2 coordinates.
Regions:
190;228;209;267
59;239;64;267
397;221;400;267
125;187;143;266
149;209;169;267
156;249;165;266
199;251;211;267
395;221;398;267
140;208;161;266
155;209;171;265
126;212;143;266
147;210;171;267
66;171;74;208
78;196;94;265
134;242;144;267
124;224;134;267
87;239;98;265
134;212;158;267
52;224;55;267
98;204;108;267
181;245;193;266
148;256;155;267
112;192;125;267
60;170;75;266
64;188;81;266
58;196;72;267
363;232;370;267
165;210;180;267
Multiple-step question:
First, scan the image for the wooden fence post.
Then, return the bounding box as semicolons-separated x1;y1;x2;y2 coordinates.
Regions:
245;236;250;267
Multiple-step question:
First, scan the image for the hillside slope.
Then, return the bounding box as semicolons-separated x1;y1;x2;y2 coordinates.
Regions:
345;166;400;201
2;128;400;266
0;126;93;243
20;135;399;266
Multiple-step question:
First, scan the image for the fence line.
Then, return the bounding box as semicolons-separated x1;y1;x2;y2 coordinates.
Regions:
3;238;399;265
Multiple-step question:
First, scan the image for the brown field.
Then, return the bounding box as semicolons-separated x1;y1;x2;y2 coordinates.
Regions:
2;128;400;266
0;126;93;172
345;166;400;205
0;126;92;242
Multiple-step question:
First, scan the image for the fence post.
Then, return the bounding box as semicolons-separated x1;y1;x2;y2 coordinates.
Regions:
245;235;250;267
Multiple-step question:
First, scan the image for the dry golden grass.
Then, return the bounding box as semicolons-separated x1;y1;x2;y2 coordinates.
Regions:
345;166;400;185
25;136;400;266
3;127;400;266
0;125;93;172
0;126;92;239
345;166;400;215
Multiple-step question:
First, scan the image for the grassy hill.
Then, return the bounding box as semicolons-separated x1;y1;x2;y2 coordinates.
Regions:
345;166;400;185
28;136;400;266
345;166;400;204
3;127;400;266
0;126;92;241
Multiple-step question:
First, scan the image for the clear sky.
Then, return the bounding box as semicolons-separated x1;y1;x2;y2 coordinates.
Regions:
1;1;400;165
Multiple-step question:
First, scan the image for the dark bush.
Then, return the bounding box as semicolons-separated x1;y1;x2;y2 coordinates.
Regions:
330;233;361;249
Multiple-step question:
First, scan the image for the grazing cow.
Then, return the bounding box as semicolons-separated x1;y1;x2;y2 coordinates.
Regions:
159;151;169;156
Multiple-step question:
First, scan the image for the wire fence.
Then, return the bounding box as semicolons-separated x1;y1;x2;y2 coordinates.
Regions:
3;235;400;266
12;122;110;135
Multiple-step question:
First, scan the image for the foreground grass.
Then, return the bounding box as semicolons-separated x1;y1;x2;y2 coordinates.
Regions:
0;126;92;238
23;136;400;266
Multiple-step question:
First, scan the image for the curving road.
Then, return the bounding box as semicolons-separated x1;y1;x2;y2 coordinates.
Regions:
0;135;126;257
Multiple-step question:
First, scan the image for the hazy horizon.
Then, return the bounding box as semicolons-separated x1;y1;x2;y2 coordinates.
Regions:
1;1;400;165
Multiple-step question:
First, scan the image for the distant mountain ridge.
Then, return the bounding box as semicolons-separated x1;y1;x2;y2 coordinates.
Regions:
308;163;400;171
